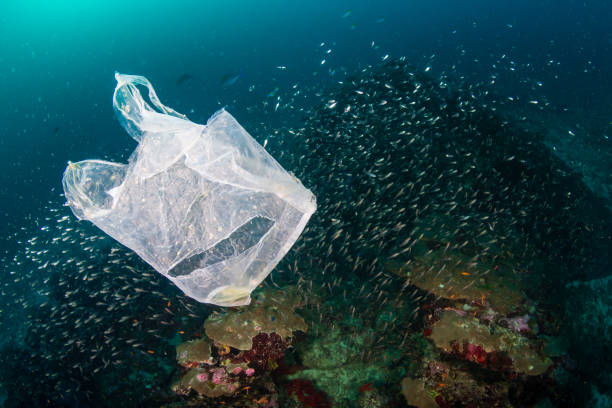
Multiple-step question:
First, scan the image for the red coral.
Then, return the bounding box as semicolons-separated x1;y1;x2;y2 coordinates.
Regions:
451;341;513;374
234;332;287;370
286;379;330;408
464;343;487;365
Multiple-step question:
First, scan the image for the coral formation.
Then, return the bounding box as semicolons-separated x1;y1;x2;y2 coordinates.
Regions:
171;287;306;404
386;246;526;315
234;332;288;370
175;338;215;367
288;327;398;406
171;367;238;398
403;357;520;407
430;310;551;376
204;288;307;350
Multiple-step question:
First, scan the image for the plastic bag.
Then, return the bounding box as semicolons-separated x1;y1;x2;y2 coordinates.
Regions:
62;73;316;306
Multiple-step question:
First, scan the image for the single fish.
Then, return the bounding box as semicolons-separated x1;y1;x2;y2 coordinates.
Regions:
220;70;242;87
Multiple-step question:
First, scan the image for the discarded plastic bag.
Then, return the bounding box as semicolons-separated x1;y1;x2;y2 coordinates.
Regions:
62;73;316;306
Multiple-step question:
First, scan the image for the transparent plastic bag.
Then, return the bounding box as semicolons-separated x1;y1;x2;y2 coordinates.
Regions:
62;73;316;306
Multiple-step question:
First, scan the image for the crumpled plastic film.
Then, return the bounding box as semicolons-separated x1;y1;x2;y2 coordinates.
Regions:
62;73;316;306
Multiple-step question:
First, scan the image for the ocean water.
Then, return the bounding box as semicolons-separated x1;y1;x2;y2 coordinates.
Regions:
1;1;611;407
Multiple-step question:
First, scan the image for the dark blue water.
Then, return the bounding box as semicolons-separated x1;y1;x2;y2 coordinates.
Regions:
1;1;611;407
1;0;610;243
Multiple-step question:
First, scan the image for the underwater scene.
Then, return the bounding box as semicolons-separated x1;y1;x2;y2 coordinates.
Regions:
1;1;612;407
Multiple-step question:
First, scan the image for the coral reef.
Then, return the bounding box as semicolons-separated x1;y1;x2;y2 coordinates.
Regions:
383;225;560;405
288;327;398;406
234;332;288;370
172;367;238;398
386;246;526;315
403;357;518;407
204;288;307;350
430;310;551;376
171;287;306;404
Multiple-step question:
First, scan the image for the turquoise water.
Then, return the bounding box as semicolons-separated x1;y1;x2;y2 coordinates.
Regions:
1;1;611;407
